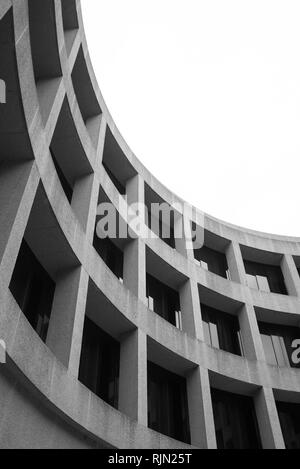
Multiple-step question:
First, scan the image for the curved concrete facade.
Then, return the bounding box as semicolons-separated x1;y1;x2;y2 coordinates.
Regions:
0;0;300;449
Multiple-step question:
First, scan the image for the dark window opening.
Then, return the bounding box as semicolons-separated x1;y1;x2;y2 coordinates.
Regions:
103;161;126;195
148;362;190;444
93;233;124;281
61;0;79;31
28;0;62;82
259;322;300;368
144;184;176;249
50;149;73;203
147;208;175;249
277;401;300;449
9;240;55;342
79;317;120;408
101;127;136;196
212;388;261;449
146;274;181;328
201;304;243;356
244;260;287;295
71;46;102;124
195;245;229;279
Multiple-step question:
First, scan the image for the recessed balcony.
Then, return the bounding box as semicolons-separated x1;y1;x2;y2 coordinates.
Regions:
241;245;288;295
201;303;243;357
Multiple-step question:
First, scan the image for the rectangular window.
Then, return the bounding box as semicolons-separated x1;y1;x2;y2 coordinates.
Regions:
79;317;120;408
148;362;190;444
194;245;228;279
93;235;124;281
277;401;300;449
212;388;262;449
244;260;287;295
259;322;300;368
261;334;278;366
146;274;180;327
209;322;220;349
256;275;270;293
9;240;55;343
201;304;242;356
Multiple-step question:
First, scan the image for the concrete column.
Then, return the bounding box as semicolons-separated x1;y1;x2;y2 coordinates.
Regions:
180;279;204;341
119;329;148;426
254;387;285;449
226;240;247;284
281;254;300;297
174;213;187;257
123;174;147;302
72;173;95;233
0;162;36;272
239;303;265;362
46;266;89;377
95;115;107;167
85;115;102;149
123;238;146;301
186;366;217;449
176;216;195;261
126;174;145;214
175;214;205;340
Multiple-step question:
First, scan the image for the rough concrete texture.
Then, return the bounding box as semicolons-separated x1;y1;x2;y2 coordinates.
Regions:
0;0;299;449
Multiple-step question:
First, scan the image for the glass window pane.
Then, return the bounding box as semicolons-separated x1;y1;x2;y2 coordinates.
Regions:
271;336;289;367
261;334;277;366
246;274;258;290
226;269;231;281
237;331;245;357
203;321;212;346
175;311;183;330
148;296;154;311
210;323;220;349
279;336;291;367
256;276;270;293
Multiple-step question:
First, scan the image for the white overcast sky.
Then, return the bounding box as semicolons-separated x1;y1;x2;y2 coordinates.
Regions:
82;0;300;237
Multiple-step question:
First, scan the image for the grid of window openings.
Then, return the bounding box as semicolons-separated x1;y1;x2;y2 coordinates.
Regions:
4;0;300;450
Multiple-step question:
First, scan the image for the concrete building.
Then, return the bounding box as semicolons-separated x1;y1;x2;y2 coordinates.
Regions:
0;0;300;449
